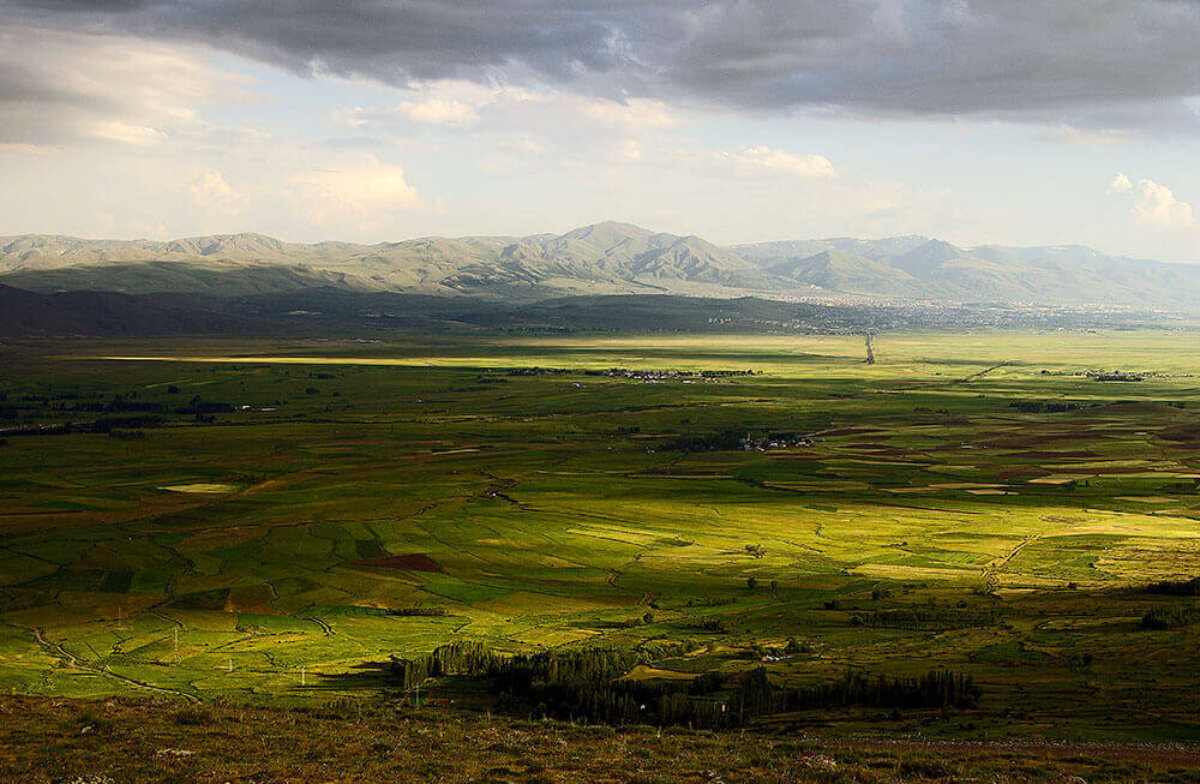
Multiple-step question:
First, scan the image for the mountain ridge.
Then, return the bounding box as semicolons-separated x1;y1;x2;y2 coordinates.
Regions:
2;221;1198;309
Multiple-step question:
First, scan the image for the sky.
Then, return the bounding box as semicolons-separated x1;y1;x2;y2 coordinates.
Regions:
1;1;1200;262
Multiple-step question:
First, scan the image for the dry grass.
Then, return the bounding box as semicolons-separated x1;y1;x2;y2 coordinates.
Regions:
4;695;1200;784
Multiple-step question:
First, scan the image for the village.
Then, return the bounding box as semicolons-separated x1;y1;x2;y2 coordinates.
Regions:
505;367;759;383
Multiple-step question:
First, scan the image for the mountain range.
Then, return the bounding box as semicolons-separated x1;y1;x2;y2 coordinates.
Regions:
2;221;1196;308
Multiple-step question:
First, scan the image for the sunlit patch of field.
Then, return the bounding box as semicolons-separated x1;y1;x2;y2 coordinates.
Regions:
852;563;977;580
160;483;240;494
1028;474;1092;484
621;665;697;681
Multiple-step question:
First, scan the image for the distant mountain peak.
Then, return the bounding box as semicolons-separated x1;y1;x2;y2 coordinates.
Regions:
909;238;964;259
164;233;288;257
559;221;655;244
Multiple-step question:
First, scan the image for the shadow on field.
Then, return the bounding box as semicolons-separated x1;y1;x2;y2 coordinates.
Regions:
301;662;394;691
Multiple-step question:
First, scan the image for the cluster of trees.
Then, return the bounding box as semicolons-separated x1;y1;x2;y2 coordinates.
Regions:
0;388;243;436
663;668;979;727
505;367;575;376
7;396;241;435
0;415;166;436
781;669;980;712
505;368;756;378
494;644;723;727
1144;577;1200;596
388;607;451;618
493;643;692;694
174;396;236;416
695;618;731;633
389;641;501;690
616;612;657;628
1007;400;1086;414
92;415;166;433
389;639;979;728
685;595;738;608
1139;578;1200;628
849;607;998;631
659;428;744;453
499;664;979;728
55;396;166;414
105;395;167;413
1141;604;1195;630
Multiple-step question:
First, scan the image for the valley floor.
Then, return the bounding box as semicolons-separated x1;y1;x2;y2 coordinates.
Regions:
4;330;1200;761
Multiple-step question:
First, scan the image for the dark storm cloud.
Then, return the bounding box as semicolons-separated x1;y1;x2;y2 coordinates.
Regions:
4;0;1200;127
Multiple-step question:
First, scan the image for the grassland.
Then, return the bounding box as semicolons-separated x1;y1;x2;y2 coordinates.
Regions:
3;330;1200;749
7;695;1200;783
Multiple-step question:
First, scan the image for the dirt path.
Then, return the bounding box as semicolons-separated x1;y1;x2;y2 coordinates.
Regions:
956;361;1009;384
26;626;200;704
303;616;334;636
985;530;1044;579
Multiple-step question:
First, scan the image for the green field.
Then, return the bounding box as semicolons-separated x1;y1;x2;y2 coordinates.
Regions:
3;330;1200;740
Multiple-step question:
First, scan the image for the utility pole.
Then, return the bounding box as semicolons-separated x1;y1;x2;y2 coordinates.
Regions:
865;332;876;365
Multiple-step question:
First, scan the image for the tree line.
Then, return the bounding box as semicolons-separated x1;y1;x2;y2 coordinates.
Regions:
389;641;979;728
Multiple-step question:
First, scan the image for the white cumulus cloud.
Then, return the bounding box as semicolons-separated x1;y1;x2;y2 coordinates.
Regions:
720;145;836;179
616;139;644;162
286;155;424;231
185;169;248;213
1109;173;1195;228
579;98;674;129
392;98;481;128
1134;179;1195;227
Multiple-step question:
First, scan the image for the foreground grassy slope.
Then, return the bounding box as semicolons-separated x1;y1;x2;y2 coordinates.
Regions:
2;331;1200;739
5;695;1200;783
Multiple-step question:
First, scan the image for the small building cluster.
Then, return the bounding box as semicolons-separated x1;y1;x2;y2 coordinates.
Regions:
1085;369;1147;382
740;432;813;451
506;367;758;383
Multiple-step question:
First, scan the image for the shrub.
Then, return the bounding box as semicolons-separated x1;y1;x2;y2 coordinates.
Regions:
1141;604;1194;629
173;707;211;726
1144;577;1200;596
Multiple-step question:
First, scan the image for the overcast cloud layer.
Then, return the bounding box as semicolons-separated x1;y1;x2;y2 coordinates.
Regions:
4;0;1200;128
